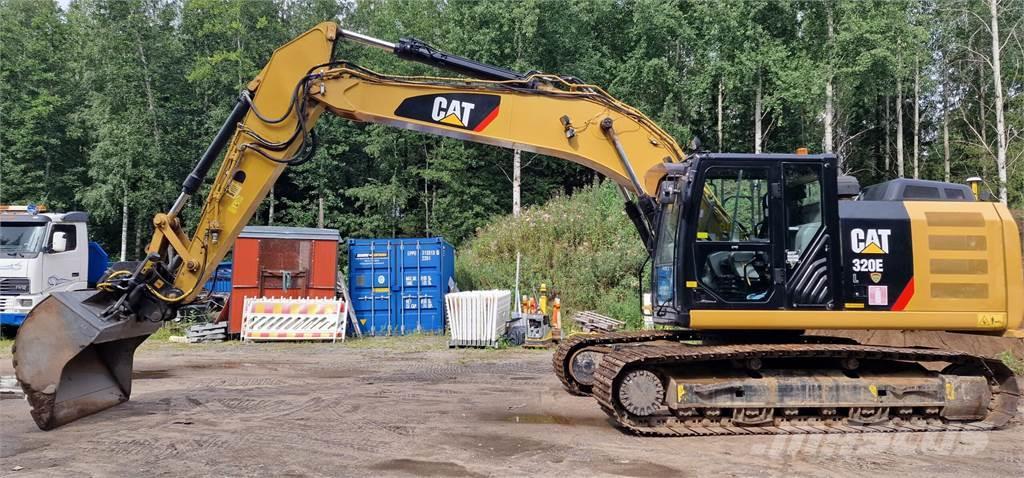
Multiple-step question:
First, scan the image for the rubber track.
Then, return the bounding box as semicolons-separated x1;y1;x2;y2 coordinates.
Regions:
591;342;1020;436
552;330;695;396
552;331;857;396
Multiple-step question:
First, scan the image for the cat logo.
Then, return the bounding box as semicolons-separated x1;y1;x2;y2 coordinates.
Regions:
394;93;500;132
870;272;882;283
850;228;891;254
431;97;474;127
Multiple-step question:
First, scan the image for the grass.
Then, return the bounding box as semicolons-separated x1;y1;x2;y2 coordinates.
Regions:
998;350;1024;375
456;181;648;329
148;324;183;342
0;337;13;360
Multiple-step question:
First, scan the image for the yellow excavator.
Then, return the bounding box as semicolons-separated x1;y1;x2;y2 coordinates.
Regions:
13;22;1023;435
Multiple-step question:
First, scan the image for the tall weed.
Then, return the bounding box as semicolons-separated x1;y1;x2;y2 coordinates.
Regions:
456;182;647;328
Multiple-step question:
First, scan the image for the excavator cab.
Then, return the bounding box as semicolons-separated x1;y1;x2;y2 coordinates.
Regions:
650;153;841;327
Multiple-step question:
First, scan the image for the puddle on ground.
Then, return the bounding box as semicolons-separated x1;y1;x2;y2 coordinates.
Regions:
0;440;48;459
486;412;610;428
453;433;550;457
598;461;687;477
132;361;243;379
369;459;483;477
132;369;173;379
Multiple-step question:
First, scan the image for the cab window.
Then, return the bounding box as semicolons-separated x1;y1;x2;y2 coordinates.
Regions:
697;168;770;242
653;199;679;306
49;224;77;252
694;167;773;303
783;164;822;261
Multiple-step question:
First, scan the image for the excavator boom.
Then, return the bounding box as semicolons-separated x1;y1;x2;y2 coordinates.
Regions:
13;22;683;430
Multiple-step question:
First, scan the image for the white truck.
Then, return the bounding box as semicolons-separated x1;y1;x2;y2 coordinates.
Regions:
0;205;108;331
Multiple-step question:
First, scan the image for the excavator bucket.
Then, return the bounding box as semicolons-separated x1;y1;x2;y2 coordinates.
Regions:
12;290;161;430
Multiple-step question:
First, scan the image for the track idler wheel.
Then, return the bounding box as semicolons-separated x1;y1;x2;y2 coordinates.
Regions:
618;369;665;417
569;349;603;390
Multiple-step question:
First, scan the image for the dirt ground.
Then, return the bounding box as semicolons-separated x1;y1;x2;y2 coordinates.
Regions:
1;336;1022;477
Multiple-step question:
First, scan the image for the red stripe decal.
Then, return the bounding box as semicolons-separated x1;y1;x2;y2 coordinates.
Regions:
892;277;915;311
473;106;499;132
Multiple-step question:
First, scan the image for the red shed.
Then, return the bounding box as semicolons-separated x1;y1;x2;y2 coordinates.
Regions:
227;226;340;334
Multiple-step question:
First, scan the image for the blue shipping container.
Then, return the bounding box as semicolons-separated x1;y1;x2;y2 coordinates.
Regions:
348;237;455;336
86;241;109;287
203;261;233;294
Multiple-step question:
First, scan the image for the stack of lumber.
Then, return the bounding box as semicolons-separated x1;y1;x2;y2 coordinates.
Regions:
186;322;228;343
572;311;623;333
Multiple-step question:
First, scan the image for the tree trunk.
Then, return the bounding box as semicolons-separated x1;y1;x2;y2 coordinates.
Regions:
120;181;129;262
978;68;987;144
317;194;324;228
990;0;1008;203
754;72;763;154
717;77;724;152
823;5;834;154
512;148;521;217
942;56;951;183
896;72;905;178
236;23;244;88
134;30;162;150
824;78;834;153
268;186;275;225
134;217;142;261
43;158;50;205
885;94;891;175
423;182;429;234
913;56;920;179
131;29;159;260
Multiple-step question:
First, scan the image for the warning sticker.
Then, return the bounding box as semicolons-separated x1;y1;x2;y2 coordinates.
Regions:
977;313;1007;328
868;285;888;306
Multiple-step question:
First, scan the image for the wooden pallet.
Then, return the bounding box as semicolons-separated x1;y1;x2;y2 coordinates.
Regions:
187;322;228;343
336;274;362;338
571;311;623;333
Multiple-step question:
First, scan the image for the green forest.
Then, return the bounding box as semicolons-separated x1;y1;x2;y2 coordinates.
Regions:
1;0;1022;259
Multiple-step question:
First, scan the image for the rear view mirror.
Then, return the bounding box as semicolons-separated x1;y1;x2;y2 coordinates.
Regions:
50;231;67;253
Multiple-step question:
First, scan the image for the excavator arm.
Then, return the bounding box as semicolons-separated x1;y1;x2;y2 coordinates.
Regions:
13;22;684;430
159;22;684;303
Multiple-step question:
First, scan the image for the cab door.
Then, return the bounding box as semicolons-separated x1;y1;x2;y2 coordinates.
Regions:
40;223;87;293
780;162;835;308
686;162;785;309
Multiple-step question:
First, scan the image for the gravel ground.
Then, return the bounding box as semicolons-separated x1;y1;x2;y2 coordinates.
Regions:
1;336;1022;477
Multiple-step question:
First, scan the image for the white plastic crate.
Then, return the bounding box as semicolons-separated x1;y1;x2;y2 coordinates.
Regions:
445;290;512;348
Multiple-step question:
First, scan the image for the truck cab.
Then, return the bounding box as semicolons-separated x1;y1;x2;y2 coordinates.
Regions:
0;206;106;329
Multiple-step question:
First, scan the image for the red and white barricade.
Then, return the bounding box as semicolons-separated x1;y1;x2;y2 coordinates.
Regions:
242;297;347;342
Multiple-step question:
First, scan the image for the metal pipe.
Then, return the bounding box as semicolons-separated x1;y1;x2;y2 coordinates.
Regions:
167;192;189;220
600;118;645;196
340;29;396;51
